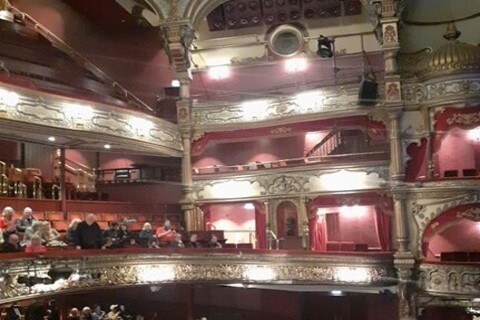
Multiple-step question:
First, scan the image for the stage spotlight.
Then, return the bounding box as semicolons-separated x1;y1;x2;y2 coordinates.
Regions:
316;36;334;58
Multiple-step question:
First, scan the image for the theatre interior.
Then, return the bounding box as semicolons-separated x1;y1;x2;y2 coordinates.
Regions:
0;0;479;319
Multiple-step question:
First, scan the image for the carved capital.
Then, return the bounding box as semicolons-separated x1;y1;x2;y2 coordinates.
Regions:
160;23;195;73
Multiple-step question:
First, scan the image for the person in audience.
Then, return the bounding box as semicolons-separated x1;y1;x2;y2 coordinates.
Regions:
138;222;155;247
104;221;125;249
80;307;93;320
155;219;174;246
74;214;105;250
107;305;120;320
41;221;67;247
169;232;185;248
67;308;80;320
92;305;105;320
2;233;22;252
66;218;82;246
148;237;160;249
119;222;133;245
185;233;201;248
207;234;222;249
119;305;132;320
25;234;47;253
23;220;44;245
0;228;3;247
16;207;36;232
1;206;17;242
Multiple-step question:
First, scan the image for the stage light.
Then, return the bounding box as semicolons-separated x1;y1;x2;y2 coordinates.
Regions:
284;57;307;72
316;36;334;58
208;65;231;80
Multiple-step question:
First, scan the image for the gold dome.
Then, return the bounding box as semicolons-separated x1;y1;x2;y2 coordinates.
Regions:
417;23;480;81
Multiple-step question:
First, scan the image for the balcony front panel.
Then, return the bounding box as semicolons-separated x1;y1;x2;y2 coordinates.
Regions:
0;83;182;156
193;160;389;201
419;262;480;296
0;249;394;303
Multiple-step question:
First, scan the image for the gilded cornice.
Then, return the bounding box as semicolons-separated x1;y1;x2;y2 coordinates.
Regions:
0;83;182;156
193;161;389;202
0;251;395;303
419;263;480;296
402;75;480;109
192;85;370;132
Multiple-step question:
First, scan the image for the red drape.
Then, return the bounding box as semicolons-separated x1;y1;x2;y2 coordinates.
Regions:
306;198;326;251
253;201;266;249
375;208;391;251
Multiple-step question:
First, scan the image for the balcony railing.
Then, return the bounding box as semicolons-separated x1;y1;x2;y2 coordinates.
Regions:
192;151;389;175
0;249;395;303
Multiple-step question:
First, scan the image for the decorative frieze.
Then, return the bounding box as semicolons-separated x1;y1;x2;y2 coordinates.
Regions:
0;83;182;155
419;263;480;296
192;85;368;130
193;162;389;201
0;251;394;303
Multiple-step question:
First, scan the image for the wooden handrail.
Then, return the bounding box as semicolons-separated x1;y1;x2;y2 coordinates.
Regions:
7;5;155;114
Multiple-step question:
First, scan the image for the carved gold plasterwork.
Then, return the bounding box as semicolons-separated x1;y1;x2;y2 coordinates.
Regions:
419;263;480;296
402;77;480;108
0;252;394;303
193;163;389;201
0;84;182;155
446;111;480;126
457;207;480;221
192;85;366;130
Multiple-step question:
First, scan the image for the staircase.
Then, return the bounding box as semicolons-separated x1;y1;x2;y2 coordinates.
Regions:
305;129;368;158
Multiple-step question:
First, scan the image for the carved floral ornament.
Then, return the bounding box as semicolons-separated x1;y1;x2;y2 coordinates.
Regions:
419;263;480;295
0;252;393;302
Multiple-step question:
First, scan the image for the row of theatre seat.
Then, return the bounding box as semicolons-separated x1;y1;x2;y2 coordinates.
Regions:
325;241;370;252
443;168;479;177
441;252;480;262
24;211;181;231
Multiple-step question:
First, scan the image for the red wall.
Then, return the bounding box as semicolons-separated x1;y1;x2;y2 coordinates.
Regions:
437;129;477;176
14;0;174;107
0;140;18;163
193;135;307;167
428;220;480;257
97;183;182;204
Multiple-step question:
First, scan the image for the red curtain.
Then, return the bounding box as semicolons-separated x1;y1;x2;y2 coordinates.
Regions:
253;201;266;249
375;208;391;251
306;198;326;251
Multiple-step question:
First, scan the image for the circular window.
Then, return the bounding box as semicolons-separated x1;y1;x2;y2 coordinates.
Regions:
268;25;304;57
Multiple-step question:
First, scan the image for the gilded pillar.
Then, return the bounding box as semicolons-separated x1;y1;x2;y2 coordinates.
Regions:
176;78;196;231
421;108;434;179
160;19;197;231
389;111;404;181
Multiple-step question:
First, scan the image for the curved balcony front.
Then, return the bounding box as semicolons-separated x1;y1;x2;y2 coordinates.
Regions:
0;248;395;304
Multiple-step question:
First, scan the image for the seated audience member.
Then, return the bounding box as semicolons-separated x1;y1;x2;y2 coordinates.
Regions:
169;233;185;248
107;305;121;320
155;219;174;246
119;305;132;320
138;222;155;247
80;307;93;320
3;233;22;252
41;221;67;247
25;234;47;253
0;228;3;247
119;222;133;245
22;220;44;246
148;237;160;249
16;207;37;232
207;234;223;249
67;218;82;246
92;305;105;320
75;214;104;250
104;222;125;249
185;233;201;248
67;308;80;320
1;206;17;242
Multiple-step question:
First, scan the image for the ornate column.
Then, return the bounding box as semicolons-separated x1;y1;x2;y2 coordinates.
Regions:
159;19;197;230
375;1;417;319
421;108;434;179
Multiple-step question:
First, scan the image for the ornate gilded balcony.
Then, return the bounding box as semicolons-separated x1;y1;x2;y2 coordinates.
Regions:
0;249;395;303
419;262;480;296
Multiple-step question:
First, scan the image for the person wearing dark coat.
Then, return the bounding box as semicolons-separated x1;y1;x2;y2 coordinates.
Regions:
74;214;104;250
